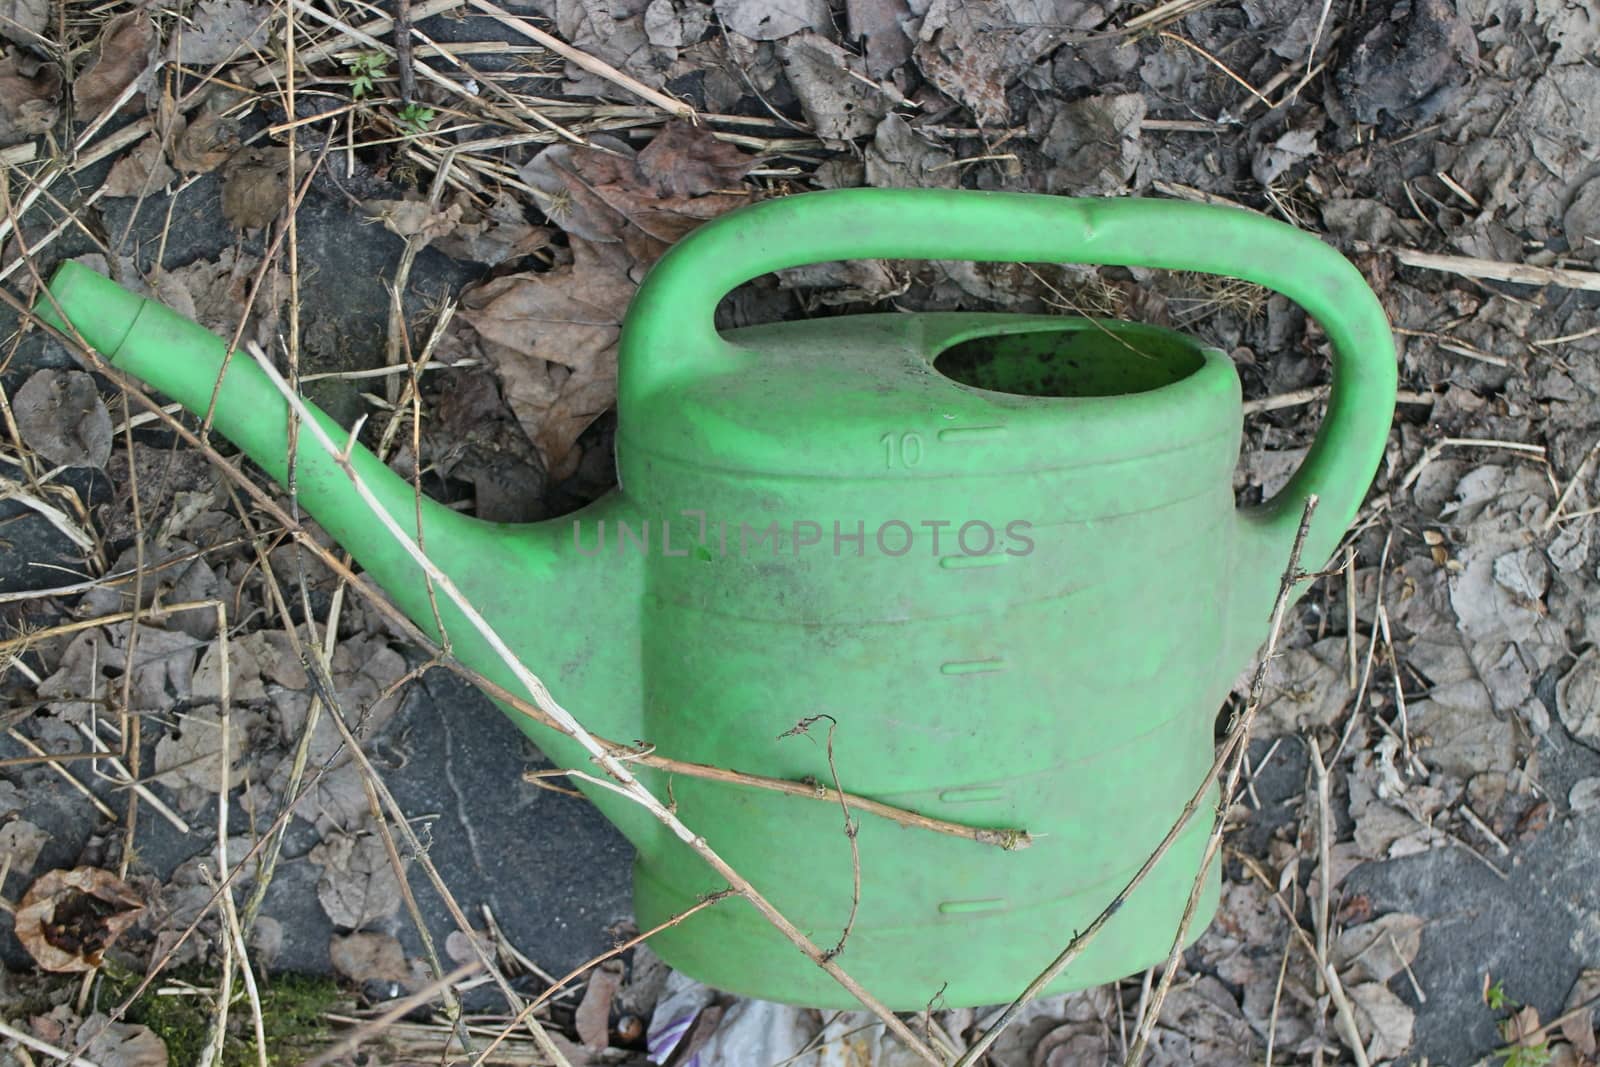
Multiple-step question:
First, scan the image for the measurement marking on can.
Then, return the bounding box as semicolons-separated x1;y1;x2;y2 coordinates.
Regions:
937;426;1008;443
940;658;1008;675
939;553;1008;569
939;898;1009;915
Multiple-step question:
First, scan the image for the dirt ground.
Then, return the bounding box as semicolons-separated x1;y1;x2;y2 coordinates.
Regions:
1;0;1599;1064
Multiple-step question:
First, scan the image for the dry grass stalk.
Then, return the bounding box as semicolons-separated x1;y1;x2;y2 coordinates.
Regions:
304;963;484;1067
0;1018;105;1067
6;728;117;821
1390;247;1600;292
463;0;693;118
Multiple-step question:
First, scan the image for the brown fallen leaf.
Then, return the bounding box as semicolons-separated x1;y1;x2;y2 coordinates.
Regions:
1560;969;1600;1058
1504;1003;1544;1045
778;32;895;147
575;959;625;1050
432;192;551;266
73;11;154;120
169;109;241;175
13;368;113;468
847;0;913;77
15;867;145;973
361;197;466;244
1333;912;1425;984
1349;981;1416;1062
459;237;636;480
712;0;829;40
0;49;61;146
308;832;406;930
102;134;177;198
221;146;310;231
153;705;245;799
913;8;1009;127
330;931;410;985
75;1014;169;1067
519;122;755;260
0;819;49;884
165;0;273;66
470;122;755;478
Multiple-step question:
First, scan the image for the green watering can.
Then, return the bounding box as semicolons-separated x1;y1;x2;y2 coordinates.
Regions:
34;189;1396;1010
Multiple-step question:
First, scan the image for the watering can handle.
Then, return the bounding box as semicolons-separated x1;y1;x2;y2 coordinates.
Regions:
619;188;1397;584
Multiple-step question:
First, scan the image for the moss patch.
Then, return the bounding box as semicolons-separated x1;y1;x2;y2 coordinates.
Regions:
99;963;341;1066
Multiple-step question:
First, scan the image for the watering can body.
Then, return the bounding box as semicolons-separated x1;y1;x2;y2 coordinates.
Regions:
36;189;1396;1010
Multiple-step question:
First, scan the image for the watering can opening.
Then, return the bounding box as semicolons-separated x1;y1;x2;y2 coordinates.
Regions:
929;319;1208;399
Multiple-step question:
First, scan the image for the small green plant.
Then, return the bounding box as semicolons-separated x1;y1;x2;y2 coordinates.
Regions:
1500;1043;1553;1067
1486;978;1512;1012
346;51;387;100
396;102;435;134
1484;978;1553;1067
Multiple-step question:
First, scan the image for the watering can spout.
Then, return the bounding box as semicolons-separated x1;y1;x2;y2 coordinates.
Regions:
33;261;651;836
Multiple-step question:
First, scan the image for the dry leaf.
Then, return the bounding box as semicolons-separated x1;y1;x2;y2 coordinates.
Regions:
712;0;829;40
151;247;288;352
576;958;625;1049
1334;0;1477;125
1146;975;1258;1064
12;368;113;468
308;832;406;930
192;630;305;702
361;197;466;244
461;238;635;480
1560;969;1600;1057
444;928;495;966
1558;650;1600;744
153;706;245;794
778;33;895;146
1333;912;1425;984
170;109;241;174
81;541;219;639
106;623;207;710
0;50;60;145
1348;982;1416;1062
221;147;308;231
73;11;155;120
848;0;913;77
519;123;754;259
165;0;272;66
15;867;145;972
102;135;177;198
330;931;410;985
473;123;753;478
865;113;958;189
1571;777;1600;814
75;1015;169;1067
1255;639;1352;735
1504;1003;1544;1045
912;0;1016;126
432;192;551;266
0;0;48;43
0;819;49;884
1041;91;1146;195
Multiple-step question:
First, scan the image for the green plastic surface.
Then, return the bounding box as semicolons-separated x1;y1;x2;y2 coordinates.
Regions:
36;189;1397;1009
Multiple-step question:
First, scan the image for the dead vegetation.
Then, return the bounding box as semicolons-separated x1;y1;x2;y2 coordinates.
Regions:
0;0;1599;1064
